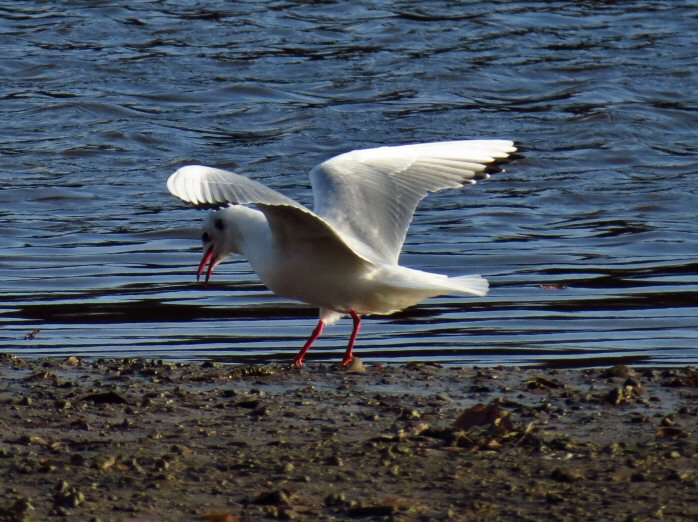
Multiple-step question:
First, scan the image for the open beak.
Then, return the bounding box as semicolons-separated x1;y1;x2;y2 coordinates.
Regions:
197;246;216;283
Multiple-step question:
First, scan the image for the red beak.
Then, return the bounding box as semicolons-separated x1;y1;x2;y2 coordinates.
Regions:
197;246;216;283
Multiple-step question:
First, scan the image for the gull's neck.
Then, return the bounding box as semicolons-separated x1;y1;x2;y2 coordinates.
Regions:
219;205;269;253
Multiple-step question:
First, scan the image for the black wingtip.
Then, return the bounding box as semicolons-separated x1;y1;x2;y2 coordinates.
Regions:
191;202;229;211
483;145;525;176
509;141;526;159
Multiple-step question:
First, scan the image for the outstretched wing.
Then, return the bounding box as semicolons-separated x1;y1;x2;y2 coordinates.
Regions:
309;140;517;265
167;165;299;210
167;165;378;263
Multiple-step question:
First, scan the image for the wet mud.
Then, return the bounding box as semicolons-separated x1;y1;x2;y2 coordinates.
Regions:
1;354;697;521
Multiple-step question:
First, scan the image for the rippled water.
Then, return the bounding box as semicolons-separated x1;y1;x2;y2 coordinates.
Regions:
2;1;697;367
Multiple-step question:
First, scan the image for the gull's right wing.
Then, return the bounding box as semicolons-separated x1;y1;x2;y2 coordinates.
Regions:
167;165;378;263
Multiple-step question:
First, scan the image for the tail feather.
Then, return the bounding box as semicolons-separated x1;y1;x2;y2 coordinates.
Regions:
446;275;489;297
347;268;489;317
379;267;489;297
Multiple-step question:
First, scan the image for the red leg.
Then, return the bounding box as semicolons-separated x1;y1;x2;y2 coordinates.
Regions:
342;310;361;366
293;320;325;367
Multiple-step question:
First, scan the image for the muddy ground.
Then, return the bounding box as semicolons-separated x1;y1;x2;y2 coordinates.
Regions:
0;354;697;521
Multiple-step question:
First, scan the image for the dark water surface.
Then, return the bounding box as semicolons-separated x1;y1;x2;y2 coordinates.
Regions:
2;2;697;367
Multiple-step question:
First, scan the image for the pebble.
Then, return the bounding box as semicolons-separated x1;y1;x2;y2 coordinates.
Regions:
602;365;636;379
93;455;116;470
53;481;85;508
253;489;292;507
65;356;81;366
346;357;367;374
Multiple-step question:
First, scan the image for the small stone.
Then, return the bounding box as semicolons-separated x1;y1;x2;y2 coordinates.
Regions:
23;371;56;382
399;408;421;420
55;399;72;410
347;505;396;517
436;392;454;403
171;445;192;456
70;418;91;431
606;386;637;406
93;455;116;471
630;471;647;482
660;415;675;427
236;398;260;409
65;356;81;366
250;405;270;418
69;454;87;466
545;493;565;505
324;493;348;507
346;357;366;374
326;455;344;467
602;365;636;378
526;376;562;390
253;489;292;507
551;467;581;483
602;442;625;455
6;497;34;517
130;459;147;474
666;469;691;482
19;435;48;446
82;391;129;405
53;481;85;508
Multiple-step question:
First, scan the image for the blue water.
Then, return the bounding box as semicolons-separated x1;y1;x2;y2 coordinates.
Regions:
1;1;697;367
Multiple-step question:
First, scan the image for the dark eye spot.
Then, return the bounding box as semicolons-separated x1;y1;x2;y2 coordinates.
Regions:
214;219;224;231
202;231;210;243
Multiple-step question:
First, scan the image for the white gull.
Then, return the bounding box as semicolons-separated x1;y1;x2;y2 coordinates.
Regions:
167;139;517;366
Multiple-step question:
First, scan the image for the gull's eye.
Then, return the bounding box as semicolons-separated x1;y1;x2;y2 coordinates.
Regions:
202;231;210;243
214;219;224;231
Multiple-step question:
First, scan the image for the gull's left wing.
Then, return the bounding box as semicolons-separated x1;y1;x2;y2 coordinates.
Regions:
309;140;517;265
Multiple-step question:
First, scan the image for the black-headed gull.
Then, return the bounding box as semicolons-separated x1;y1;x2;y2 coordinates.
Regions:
167;140;517;366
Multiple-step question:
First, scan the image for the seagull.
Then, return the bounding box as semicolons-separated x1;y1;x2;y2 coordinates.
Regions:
167;140;517;366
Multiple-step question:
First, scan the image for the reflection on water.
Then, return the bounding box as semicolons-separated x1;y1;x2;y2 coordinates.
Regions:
1;1;697;367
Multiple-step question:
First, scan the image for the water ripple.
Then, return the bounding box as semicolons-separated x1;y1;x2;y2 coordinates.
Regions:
1;0;696;366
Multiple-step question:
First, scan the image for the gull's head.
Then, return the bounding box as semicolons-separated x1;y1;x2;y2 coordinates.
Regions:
197;210;239;283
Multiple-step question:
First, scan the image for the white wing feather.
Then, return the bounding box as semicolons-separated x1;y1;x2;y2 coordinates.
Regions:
309;140;516;264
167;165;299;209
166;165;378;263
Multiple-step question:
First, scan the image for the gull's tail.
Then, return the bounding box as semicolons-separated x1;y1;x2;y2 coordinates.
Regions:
379;267;489;298
359;267;489;317
446;274;489;297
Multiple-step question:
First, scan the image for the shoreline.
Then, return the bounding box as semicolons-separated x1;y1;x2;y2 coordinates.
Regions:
1;354;696;520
